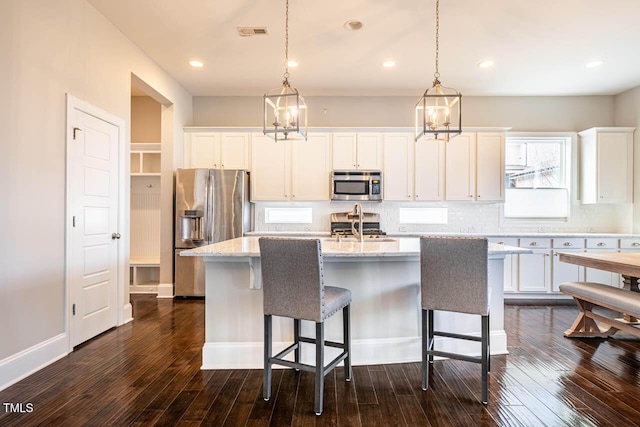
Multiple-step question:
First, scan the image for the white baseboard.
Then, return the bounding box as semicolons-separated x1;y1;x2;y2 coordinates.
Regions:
122;303;133;325
0;334;69;392
202;331;507;370
156;282;174;299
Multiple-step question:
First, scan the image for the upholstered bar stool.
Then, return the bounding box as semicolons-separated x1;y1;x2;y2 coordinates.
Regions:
420;236;490;404
259;237;352;416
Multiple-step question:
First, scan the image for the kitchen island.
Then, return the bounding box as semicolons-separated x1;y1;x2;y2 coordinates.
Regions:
182;237;528;369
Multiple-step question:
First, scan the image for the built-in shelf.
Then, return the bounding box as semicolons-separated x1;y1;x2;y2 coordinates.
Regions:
130;258;160;294
131;143;161;176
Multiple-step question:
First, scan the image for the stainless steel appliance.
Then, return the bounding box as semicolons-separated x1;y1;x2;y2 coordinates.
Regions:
331;170;382;201
174;169;251;296
330;211;386;238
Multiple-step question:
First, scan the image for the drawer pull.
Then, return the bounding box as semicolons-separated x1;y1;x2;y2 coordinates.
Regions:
597;242;606;247
632;243;640;247
530;242;538;246
498;241;504;245
563;242;572;246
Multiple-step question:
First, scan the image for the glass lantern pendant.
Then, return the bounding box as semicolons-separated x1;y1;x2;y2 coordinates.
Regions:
263;0;307;142
415;0;462;142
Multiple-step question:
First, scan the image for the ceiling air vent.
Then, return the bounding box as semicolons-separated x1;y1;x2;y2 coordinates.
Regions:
237;27;268;37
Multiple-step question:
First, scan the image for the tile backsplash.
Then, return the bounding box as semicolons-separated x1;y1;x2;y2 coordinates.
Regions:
253;201;633;234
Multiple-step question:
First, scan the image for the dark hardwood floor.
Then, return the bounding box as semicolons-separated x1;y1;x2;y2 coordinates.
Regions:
2;295;640;426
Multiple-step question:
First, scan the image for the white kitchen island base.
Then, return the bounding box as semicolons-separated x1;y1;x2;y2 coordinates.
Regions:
183;238;523;370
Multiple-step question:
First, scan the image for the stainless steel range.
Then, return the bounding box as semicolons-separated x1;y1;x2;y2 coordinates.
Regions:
330;211;386;238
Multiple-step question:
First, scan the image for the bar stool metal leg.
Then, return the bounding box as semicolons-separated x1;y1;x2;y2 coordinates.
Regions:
315;322;324;416
343;305;352;381
421;309;429;390
263;315;273;401
481;315;489;405
294;318;301;369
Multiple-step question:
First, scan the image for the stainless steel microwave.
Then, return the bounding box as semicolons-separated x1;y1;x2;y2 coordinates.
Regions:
331;170;382;201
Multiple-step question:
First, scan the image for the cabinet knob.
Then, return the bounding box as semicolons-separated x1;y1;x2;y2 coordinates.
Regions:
469;195;473;198
478;195;481;198
357;164;360;167
221;164;224;167
600;195;604;199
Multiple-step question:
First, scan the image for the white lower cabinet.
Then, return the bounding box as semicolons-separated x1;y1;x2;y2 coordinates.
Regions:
551;238;585;292
584;238;619;287
517;238;551;292
488;238;518;292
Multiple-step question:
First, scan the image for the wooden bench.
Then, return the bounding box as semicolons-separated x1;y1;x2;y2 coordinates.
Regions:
559;281;640;338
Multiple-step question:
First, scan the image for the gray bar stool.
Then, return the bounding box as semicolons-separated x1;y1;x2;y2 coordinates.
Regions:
420;236;490;404
259;237;352;416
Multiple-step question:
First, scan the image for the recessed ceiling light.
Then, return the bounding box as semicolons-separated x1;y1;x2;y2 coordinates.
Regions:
344;20;363;31
287;60;299;67
586;60;604;68
382;60;396;68
189;60;204;68
478;60;494;68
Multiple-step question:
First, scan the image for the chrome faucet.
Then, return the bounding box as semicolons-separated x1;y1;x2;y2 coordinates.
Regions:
349;202;364;242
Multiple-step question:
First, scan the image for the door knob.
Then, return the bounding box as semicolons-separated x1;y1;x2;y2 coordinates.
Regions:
112;233;121;240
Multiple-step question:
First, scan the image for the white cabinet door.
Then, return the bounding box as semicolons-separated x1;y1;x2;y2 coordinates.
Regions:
291;133;331;200
356;133;383;170
551;250;585;292
220;133;249;170
488;238;518;293
597;132;633;203
188;133;219;168
476;133;505;201
251;134;289;201
445;133;476;201
383;133;413;201
415;138;445;201
332;133;357;169
518;250;551;292
580;128;634;204
584;249;619;287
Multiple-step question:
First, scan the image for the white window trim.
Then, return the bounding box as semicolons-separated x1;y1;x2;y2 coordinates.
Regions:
500;132;577;226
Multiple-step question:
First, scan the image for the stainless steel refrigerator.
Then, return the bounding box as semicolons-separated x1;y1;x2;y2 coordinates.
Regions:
174;169;251;296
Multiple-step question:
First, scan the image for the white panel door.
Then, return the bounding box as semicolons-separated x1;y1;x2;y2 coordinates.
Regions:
383;133;413;200
445;133;476;201
220;133;249;170
518;251;551;292
291;133;331;200
476;133;504;201
597;132;632;203
69;109;119;347
251;134;289;201
188;133;219;168
415;138;445;201
551;250;585;292
332;133;357;169
356;133;383;170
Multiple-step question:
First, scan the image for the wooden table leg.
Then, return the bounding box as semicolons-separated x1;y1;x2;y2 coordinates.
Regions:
621;275;640;323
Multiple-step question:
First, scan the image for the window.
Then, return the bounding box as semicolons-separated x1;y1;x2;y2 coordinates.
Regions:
264;207;312;224
503;136;571;219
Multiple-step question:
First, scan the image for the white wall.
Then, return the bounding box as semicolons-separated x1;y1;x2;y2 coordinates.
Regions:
194;95;615;131
131;96;162;143
0;0;192;383
614;86;640;233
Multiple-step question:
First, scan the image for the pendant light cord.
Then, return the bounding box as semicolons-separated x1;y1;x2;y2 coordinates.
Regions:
434;0;440;81
283;0;290;82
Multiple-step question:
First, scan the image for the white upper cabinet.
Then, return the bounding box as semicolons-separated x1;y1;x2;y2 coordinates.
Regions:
445;132;505;201
415;138;446;201
579;127;634;204
291;133;331;200
332;132;382;170
184;132;249;170
252;133;331;201
251;133;289;201
383;133;414;200
445;133;476;200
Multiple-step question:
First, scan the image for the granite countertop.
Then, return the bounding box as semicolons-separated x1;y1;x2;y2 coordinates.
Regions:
245;231;640;239
181;236;530;258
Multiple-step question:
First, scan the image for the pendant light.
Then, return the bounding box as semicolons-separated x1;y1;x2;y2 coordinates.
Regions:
263;0;307;141
415;0;461;142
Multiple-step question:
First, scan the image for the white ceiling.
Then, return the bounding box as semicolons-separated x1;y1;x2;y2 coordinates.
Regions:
89;0;640;97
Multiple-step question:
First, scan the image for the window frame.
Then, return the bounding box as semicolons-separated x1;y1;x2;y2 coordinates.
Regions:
500;132;576;225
